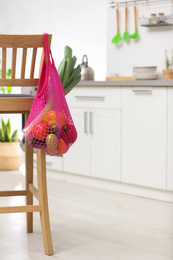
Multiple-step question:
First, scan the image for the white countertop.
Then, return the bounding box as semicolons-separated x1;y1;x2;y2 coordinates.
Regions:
77;80;173;87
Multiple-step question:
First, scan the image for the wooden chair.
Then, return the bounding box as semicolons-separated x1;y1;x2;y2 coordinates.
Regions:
0;34;54;255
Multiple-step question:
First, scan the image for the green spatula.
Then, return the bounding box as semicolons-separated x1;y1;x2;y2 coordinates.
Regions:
130;6;138;38
123;7;129;42
112;8;121;44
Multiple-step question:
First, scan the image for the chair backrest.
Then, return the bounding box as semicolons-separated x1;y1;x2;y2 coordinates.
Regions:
0;34;52;88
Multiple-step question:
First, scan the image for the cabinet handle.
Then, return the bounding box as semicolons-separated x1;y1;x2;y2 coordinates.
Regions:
84;112;88;133
132;89;152;94
75;96;105;101
90;112;94;134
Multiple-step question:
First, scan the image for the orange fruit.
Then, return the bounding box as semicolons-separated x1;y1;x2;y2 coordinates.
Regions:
42;110;56;125
42;110;69;129
57;139;69;154
48;120;57;127
56;111;69;129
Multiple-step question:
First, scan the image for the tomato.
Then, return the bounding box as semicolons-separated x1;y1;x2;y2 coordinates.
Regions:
32;123;49;140
57;139;69;154
61;124;77;145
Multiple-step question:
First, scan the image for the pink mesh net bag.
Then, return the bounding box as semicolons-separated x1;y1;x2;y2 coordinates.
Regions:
23;33;77;156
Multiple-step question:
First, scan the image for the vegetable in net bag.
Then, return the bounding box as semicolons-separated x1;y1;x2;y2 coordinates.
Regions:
23;33;77;156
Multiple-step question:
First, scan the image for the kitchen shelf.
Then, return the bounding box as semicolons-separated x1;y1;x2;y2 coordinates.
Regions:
139;1;173;27
141;22;173;27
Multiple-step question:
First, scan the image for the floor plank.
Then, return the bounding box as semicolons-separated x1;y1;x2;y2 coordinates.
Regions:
0;169;172;259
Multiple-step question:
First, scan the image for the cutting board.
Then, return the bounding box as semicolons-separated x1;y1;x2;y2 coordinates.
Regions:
106;76;135;81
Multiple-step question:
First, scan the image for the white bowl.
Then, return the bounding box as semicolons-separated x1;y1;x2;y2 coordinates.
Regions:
133;66;157;75
133;74;158;80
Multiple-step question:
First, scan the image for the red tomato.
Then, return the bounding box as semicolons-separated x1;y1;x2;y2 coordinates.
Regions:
61;124;77;145
32;123;49;140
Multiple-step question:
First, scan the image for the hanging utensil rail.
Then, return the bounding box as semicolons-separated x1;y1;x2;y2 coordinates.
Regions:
107;0;173;8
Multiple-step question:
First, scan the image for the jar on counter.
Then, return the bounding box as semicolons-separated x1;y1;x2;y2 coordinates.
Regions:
149;13;158;24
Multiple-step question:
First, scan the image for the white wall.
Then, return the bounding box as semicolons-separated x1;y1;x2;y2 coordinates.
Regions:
107;1;173;78
1;1;172;138
0;0;107;139
0;0;107;80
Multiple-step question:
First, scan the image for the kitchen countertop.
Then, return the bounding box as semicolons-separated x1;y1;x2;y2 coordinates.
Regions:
77;80;173;87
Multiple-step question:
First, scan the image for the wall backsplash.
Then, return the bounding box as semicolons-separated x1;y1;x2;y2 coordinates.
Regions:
0;0;107;81
107;2;173;79
0;1;172;83
0;0;107;139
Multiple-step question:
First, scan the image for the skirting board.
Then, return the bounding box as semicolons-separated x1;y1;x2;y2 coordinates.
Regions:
39;169;173;203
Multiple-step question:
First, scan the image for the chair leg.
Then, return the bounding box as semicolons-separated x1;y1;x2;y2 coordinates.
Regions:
37;149;54;255
25;112;33;233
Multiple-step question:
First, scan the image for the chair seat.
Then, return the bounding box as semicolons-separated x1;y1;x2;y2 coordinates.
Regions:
0;95;34;113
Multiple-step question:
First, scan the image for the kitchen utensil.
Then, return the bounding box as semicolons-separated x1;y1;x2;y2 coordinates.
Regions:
80;55;94;80
112;8;121;44
130;6;138;38
123;7;129;42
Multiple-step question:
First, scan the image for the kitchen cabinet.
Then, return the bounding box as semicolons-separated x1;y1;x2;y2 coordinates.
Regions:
122;87;167;189
42;81;173;201
21;81;173;201
63;107;90;176
64;107;121;181
64;87;121;181
90;108;120;180
167;87;173;191
33;153;63;172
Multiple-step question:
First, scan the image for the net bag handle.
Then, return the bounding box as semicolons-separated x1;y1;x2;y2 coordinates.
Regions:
37;33;50;98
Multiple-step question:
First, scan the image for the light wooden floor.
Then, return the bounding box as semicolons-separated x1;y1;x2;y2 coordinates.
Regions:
0;168;173;260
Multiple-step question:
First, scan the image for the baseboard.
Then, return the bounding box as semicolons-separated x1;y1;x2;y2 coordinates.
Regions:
45;169;173;203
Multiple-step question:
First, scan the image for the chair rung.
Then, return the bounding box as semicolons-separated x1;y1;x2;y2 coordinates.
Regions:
0;205;42;214
0;190;27;197
29;183;38;200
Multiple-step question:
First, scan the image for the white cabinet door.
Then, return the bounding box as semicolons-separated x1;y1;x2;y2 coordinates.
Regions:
64;107;121;181
63;107;90;176
91;109;121;181
33;153;63;172
122;87;167;189
167;87;173;191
